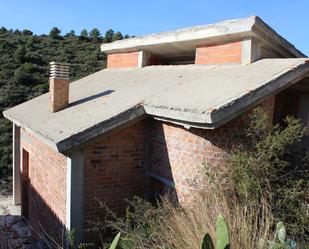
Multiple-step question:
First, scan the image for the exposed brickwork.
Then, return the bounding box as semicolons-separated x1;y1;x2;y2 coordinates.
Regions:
83;120;149;241
49;78;69;112
148;96;275;204
17;94;275;243
20;129;67;241
195;41;243;65
107;51;139;68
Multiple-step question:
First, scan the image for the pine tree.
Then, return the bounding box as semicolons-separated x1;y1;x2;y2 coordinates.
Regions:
90;28;101;42
104;29;114;43
80;29;89;40
49;27;61;39
112;31;123;41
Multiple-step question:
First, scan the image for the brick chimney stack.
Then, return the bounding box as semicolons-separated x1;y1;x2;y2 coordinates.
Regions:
49;62;70;112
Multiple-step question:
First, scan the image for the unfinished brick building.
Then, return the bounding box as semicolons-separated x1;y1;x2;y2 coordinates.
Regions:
3;16;309;244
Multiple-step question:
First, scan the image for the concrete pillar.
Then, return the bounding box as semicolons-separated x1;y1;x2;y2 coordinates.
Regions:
66;149;84;245
242;38;262;64
138;51;148;68
138;50;161;67
13;124;21;205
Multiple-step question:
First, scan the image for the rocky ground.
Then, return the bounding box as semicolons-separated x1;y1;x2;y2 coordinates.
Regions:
0;196;51;249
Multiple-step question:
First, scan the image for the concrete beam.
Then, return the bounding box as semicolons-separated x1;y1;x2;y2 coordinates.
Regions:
66;149;84;245
100;16;305;58
101;17;256;54
12;124;21;205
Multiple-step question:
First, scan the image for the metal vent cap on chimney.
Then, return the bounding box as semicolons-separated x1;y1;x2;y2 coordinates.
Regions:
50;62;70;80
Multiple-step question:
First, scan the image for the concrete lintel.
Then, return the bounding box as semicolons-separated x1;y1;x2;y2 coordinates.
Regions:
66;149;84;245
12;124;21;205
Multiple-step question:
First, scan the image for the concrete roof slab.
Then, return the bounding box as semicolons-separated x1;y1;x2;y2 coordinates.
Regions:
3;58;309;152
101;16;305;58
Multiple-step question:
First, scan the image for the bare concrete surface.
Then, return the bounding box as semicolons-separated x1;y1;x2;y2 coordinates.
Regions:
0;196;50;249
100;16;304;58
4;58;309;153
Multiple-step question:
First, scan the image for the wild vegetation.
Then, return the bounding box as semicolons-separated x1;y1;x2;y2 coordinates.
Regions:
1;25;309;248
83;108;308;249
0;26;129;189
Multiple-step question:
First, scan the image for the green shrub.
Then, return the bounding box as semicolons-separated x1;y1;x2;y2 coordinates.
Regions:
99;197;169;249
101;108;309;248
229;108;309;242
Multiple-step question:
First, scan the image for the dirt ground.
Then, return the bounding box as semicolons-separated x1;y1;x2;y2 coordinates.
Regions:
0;196;51;249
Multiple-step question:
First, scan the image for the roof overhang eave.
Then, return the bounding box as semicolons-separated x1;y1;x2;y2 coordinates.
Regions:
3;105;146;154
208;59;309;126
56;105;146;153
100;16;306;58
146;60;309;130
3;111;60;152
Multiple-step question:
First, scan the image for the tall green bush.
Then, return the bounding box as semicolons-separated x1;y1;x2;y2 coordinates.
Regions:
230;108;309;242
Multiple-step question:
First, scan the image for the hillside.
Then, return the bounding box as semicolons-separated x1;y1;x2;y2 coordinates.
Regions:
0;27;129;188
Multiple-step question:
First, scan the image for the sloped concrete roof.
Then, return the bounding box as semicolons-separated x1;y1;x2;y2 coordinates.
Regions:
101;16;305;58
3;58;309;152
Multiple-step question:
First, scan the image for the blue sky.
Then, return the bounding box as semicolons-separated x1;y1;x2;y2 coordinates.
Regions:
0;0;308;55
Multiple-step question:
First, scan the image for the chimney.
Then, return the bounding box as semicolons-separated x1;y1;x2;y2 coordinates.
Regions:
49;62;70;112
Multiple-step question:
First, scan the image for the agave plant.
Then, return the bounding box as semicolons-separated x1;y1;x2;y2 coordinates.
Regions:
259;222;296;249
109;232;121;249
201;214;230;249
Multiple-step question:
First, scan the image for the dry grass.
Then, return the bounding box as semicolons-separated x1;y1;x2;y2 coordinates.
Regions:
103;165;276;249
154;190;273;249
146;164;276;249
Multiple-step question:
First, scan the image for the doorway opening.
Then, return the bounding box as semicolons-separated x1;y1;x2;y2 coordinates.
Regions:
21;148;30;219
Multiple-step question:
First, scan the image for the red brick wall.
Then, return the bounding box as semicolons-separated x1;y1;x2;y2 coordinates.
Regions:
18;95;275;243
195;41;243;65
83;119;149;241
81;96;275;241
148;96;275;204
107;51;139;68
20;129;67;241
107;41;244;68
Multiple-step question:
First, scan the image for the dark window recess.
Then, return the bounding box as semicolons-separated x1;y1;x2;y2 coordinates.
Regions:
160;54;196;65
274;78;309;150
22;149;30;219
